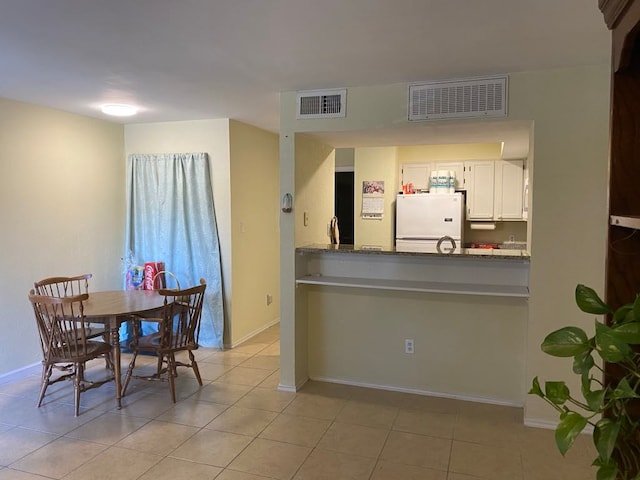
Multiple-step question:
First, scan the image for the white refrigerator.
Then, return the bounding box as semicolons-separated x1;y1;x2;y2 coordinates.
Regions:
395;193;464;253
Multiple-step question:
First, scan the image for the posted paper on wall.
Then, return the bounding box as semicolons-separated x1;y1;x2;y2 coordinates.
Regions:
361;180;384;219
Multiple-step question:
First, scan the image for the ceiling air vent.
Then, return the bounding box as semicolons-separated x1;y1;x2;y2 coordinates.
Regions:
296;88;346;119
408;76;508;121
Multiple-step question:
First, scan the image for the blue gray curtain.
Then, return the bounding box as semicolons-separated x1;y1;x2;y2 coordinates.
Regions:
124;152;224;348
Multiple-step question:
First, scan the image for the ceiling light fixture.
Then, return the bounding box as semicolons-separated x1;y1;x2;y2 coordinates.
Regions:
101;103;138;117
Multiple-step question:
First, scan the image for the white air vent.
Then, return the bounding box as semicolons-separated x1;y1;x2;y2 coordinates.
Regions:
408;76;507;121
296;88;346;119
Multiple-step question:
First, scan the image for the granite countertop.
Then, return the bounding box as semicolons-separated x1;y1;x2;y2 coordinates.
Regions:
296;243;531;260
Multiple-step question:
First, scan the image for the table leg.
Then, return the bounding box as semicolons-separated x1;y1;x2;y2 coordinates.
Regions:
110;318;122;409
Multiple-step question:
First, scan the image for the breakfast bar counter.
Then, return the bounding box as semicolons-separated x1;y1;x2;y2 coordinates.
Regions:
296;243;530;297
296;243;530;259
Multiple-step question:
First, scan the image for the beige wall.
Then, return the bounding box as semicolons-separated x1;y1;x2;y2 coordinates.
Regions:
509;67;610;425
307;289;527;403
279;64;610;425
277;133;335;389
0;98;125;376
228;120;280;345
294;134;335;247
335;148;354;168
354;147;398;247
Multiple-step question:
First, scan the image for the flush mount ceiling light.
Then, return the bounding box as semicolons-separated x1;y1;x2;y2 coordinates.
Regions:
101;103;138;117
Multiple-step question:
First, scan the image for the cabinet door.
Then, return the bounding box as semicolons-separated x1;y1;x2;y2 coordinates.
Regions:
464;161;495;219
401;163;431;191
495;160;524;220
434;162;465;190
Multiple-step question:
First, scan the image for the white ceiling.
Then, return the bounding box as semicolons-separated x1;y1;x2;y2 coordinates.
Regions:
0;1;610;150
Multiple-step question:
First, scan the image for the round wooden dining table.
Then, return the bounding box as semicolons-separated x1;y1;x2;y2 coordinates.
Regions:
83;290;166;409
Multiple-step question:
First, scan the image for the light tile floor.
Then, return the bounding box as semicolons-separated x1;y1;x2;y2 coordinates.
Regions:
0;325;597;479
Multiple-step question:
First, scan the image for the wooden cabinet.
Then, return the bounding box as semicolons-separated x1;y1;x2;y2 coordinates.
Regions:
494;159;525;220
599;0;640;309
464;161;495;219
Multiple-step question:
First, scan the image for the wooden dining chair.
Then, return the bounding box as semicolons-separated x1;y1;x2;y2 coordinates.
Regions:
28;291;115;416
121;278;207;402
34;273;93;297
34;274;113;371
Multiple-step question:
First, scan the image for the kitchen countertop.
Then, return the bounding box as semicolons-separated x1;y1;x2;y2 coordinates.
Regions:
296;244;530;260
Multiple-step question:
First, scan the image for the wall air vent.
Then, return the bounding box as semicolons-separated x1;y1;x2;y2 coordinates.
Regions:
408;76;508;121
296;88;346;119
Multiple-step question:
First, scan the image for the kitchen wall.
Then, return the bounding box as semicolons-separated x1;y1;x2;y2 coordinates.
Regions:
463;221;527;245
294;134;335;248
0;98;125;376
335;148;354;169
125;119;280;347
354;147;398;246
279;64;610;425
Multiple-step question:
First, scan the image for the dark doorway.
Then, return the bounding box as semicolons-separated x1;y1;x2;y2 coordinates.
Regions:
335;171;354;244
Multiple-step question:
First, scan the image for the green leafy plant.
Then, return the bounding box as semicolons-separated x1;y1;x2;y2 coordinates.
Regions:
530;284;640;480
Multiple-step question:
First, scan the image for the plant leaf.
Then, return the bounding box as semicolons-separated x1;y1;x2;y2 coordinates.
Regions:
584;388;606;412
572;350;595;374
611;322;640;344
612;377;640;400
555;412;588;455
595;460;618;480
595;321;632;363
542;327;590;357
593;418;620;462
612;304;634;325
544;381;570;405
575;284;612;315
529;376;543;397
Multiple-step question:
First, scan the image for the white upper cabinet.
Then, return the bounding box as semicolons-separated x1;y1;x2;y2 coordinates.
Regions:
464;161;495;219
401;163;431;191
494;159;525;220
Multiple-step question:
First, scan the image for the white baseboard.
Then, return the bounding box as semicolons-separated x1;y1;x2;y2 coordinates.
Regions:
308;375;523;408
524;417;594;435
523;418;557;430
277;376;308;393
224;318;280;349
0;362;40;385
277;384;297;393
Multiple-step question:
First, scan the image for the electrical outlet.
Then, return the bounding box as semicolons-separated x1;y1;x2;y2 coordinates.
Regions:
508;234;515;242
266;294;273;305
405;339;414;354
